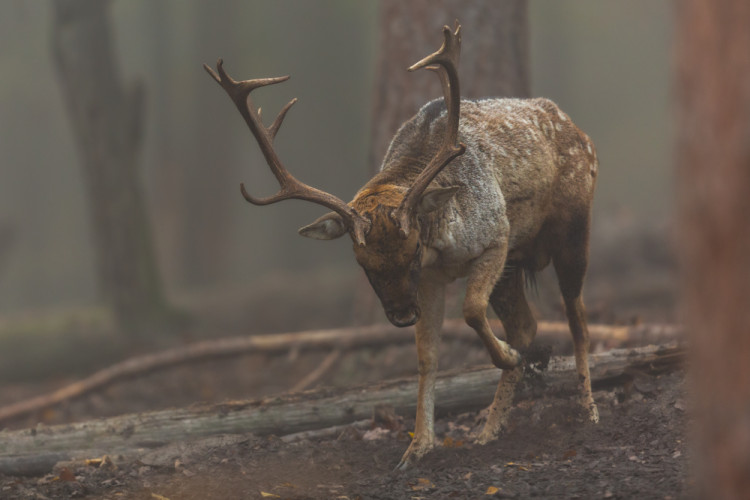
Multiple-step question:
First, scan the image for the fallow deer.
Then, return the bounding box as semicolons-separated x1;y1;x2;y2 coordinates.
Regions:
204;22;599;469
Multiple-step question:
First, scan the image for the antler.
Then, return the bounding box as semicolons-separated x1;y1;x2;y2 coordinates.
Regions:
203;59;370;246
393;22;467;238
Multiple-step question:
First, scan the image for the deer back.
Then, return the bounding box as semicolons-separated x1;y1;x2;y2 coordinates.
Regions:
363;96;598;273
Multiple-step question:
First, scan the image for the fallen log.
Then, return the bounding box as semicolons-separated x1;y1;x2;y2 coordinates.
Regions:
0;344;683;476
0;321;682;425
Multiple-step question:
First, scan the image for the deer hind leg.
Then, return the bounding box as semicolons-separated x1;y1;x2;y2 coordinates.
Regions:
553;217;599;423
463;245;522;371
476;267;537;444
396;279;445;470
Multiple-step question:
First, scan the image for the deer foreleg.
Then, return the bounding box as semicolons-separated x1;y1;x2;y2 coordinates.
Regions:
463;247;521;370
477;268;538;443
396;279;445;470
476;367;523;444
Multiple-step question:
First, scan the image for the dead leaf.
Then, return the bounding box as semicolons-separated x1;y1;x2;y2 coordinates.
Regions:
151;494;171;500
410;477;434;491
363;427;390;441
373;404;402;430
260;493;281;498
486;485;500;495
58;467;76;482
86;455;115;469
443;436;464;448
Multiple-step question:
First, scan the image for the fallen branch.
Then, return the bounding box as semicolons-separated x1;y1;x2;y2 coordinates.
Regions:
0;320;682;425
290;349;342;393
0;344;683;476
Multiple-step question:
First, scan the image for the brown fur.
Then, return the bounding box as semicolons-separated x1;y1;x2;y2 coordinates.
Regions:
329;96;599;468
213;28;599;471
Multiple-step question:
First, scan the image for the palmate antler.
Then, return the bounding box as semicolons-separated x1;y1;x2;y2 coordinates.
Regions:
392;22;467;238
203;59;371;246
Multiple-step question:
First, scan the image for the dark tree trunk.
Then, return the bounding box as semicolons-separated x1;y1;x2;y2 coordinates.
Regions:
675;0;750;497
52;0;172;334
368;0;529;177
355;0;530;324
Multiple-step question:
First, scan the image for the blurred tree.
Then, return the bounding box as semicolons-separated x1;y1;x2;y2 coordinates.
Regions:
178;1;240;288
52;0;173;335
675;0;750;497
0;221;15;280
355;0;530;324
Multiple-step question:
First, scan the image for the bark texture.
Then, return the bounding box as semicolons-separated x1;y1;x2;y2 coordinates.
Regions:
675;1;750;497
52;0;170;333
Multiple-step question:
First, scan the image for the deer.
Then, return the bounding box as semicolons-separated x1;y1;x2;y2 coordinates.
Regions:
204;22;599;470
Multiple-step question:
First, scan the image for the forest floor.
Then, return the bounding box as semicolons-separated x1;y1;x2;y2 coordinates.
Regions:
0;226;688;499
0;364;688;499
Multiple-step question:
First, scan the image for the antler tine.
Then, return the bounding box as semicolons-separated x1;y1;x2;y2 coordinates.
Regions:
204;59;370;246
268;98;297;139
394;22;466;238
407;21;462;73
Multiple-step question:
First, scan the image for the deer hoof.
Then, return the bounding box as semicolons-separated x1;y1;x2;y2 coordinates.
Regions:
475;427;500;445
490;343;522;370
588;402;600;424
395;439;434;471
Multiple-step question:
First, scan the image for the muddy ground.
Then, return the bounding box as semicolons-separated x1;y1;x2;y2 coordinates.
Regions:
0;226;687;499
0;366;688;499
0;323;689;500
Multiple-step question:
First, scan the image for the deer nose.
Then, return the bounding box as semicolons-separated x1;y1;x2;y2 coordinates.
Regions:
386;307;420;327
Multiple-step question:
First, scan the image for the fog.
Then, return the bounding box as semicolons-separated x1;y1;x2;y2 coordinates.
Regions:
0;1;672;321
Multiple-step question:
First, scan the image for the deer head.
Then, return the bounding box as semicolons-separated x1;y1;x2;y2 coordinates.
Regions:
204;23;465;327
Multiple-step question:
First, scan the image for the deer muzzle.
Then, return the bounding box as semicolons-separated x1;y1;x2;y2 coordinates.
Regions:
385;306;421;327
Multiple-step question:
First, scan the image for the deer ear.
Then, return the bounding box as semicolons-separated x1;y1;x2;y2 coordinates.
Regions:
298;212;348;240
418;185;460;214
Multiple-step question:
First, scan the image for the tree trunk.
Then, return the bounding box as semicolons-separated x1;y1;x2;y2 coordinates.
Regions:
178;2;241;288
368;0;529;176
52;0;171;334
675;0;750;497
0;345;682;476
355;0;530;324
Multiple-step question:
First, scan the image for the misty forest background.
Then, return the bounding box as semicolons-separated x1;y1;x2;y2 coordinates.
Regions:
0;1;673;360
